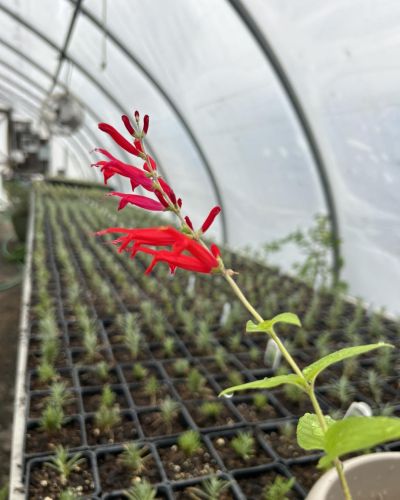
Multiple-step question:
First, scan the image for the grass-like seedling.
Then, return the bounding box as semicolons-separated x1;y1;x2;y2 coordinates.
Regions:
249;346;261;363
120;443;150;473
230;431;255;460
329;375;355;406
281;421;295;439
178;430;202;457
163;336;175;357
144;376;160;406
196;321;212;354
40;333;60;366
94;405;121;433
315;331;331;358
227;371;243;387
37;360;57;384
59;490;79;500
48;381;71;408
215;347;228;371
200;401;223;420
160;396;180;433
100;385;116;408
132;362;148;381
125;480;157;500
375;347;392;376
187;476;230;499
263;476;295;500
187;368;206;395
367;370;382;404
228;332;242;351
124;327;141;359
94;361;110;382
39;402;64;433
173;358;190;376
45;446;85;485
253;393;269;410
283;383;306;404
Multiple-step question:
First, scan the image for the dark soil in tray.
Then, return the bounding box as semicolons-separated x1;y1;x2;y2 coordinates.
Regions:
130;382;173;407
28;456;96;499
98;450;161;491
138;410;188;437
150;342;186;359
212;434;272;470
234;400;282;422
82;389;129;413
78;367;121;387
158;443;219;481
27;349;69;370
30;371;73;391
174;380;216;401
161;359;196;378
263;428;316;460
26;419;82;454
71;347;110;364
197;357;239;374
290;462;322;491
112;345;150;363
29;393;80;419
174;484;235;499
122;363;163;383
236;469;300;499
186;401;239;429
86;415;138;446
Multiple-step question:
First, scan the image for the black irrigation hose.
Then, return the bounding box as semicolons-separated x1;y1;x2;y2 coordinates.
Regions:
0;238;23;291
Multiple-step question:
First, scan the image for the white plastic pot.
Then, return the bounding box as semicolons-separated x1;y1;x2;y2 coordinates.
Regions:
306;452;400;500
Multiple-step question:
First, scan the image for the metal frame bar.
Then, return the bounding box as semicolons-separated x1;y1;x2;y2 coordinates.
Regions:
70;1;228;242
227;0;341;281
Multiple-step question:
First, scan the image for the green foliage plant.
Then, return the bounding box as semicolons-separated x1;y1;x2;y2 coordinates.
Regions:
120;443;150;473
186;476;230;499
125;480;157;500
94;111;400;500
263;476;295;500
230;431;255;461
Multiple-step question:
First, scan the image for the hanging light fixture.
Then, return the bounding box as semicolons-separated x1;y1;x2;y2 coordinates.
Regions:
41;92;84;136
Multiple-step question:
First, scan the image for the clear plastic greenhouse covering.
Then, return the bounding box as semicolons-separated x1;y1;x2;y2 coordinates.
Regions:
0;0;399;315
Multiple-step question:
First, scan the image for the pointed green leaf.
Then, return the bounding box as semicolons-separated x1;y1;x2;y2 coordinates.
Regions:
297;413;336;451
246;312;301;334
302;343;393;383
219;373;304;397
323;417;400;465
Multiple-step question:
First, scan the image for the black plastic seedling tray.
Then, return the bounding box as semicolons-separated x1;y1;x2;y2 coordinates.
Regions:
10;186;400;499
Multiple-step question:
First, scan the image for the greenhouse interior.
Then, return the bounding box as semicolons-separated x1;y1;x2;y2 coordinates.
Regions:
0;1;399;499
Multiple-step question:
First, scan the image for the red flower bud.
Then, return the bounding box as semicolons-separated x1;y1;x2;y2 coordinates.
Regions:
143;114;149;135
98;123;141;157
121;115;135;135
201;206;221;233
184;216;194;230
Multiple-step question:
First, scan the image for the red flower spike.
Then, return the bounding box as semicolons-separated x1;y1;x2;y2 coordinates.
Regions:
108;192;165;212
143;114;149;135
201;206;221;233
184;216;194;230
140;247;217;274
121;115;135;135
98;123;141;157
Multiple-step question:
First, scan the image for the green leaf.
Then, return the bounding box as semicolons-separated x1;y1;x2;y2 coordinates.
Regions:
219;373;304;397
303;343;393;383
297;413;336;451
318;416;400;468
246;312;301;334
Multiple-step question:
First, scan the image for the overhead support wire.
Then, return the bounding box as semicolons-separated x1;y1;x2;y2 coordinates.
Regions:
69;0;228;244
0;4;170;189
227;0;341;283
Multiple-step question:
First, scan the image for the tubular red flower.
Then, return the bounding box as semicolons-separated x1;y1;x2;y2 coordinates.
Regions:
158;178;176;204
98;123;141;156
92;149;153;191
107;192;165;211
143;114;149;135
96;226;219;275
154;190;169;208
121;115;135;135
201;206;221;233
143;155;157;172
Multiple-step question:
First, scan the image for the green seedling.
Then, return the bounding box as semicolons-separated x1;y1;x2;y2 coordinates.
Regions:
187;368;206;395
120;442;150;473
187;476;230;499
132;363;148;381
45;445;85;485
125;480;157;500
230;431;255;460
263;476;295;500
200;401;223;420
173;358;190;376
39;403;64;434
178;430;202;457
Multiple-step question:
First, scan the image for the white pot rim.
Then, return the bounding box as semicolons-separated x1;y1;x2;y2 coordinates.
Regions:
306;452;400;499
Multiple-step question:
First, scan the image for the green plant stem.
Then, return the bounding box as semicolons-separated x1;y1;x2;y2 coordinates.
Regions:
223;271;352;500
